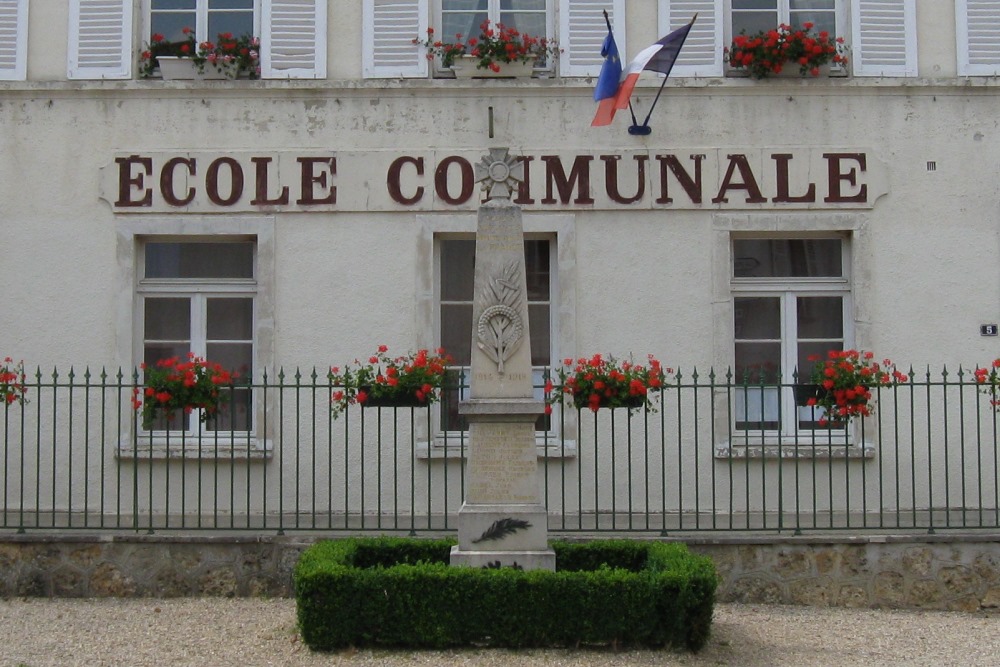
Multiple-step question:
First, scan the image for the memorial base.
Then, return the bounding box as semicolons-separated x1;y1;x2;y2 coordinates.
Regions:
451;503;554;571
450;545;556;571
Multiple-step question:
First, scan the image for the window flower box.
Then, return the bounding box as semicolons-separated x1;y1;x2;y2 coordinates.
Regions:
545;354;670;414
140;28;260;80
450;55;535;79
415;19;556;78
156;56;226;80
725;22;847;79
329;346;453;418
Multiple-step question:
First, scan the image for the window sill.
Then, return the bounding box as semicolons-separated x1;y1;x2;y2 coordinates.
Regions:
724;65;848;79
117;436;272;460
416;437;576;460
715;439;874;460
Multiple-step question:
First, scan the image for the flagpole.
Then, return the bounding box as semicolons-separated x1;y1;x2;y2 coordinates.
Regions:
601;10;642;129
629;14;697;136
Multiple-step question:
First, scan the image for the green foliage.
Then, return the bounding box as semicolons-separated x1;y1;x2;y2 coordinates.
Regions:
295;537;717;652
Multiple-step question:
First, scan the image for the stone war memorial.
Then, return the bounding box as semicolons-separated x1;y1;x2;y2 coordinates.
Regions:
450;147;555;571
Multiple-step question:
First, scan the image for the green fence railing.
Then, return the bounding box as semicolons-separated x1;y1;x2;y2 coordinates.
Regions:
2;366;999;534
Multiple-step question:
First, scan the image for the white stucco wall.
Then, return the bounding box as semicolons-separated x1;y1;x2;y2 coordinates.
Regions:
2;1;1000;523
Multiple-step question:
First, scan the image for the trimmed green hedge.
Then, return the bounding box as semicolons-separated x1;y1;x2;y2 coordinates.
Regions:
295;537;718;651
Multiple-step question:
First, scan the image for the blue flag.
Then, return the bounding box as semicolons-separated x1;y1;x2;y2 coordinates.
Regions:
593;27;622;102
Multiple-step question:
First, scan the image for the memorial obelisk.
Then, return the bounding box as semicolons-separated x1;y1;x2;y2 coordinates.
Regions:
449;148;555;571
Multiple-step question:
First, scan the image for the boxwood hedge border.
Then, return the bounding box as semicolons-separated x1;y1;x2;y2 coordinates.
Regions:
294;537;717;651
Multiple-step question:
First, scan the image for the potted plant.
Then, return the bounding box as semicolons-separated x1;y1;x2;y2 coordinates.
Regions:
0;356;27;406
803;349;907;426
140;28;260;80
544;354;670;414
329;346;453;418
725;22;847;79
132;353;236;429
414;19;557;77
139;29;197;78
974;359;1000;411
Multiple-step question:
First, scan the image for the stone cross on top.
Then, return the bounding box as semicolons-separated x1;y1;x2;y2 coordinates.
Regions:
474;147;524;200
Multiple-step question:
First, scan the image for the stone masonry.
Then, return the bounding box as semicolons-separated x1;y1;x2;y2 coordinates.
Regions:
2;533;1000;612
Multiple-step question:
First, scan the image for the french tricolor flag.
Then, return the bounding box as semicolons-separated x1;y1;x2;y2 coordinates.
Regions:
592;18;695;127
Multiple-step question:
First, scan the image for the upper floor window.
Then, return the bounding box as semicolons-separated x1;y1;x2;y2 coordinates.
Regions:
730;0;837;38
150;0;257;45
440;0;549;46
68;0;326;80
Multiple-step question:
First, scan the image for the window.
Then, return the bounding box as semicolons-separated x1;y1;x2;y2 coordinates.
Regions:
730;0;837;38
441;0;549;46
138;240;256;433
150;0;256;46
438;237;552;432
731;237;850;435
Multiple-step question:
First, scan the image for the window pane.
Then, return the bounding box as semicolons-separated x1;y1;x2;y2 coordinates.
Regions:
145;242;254;279
441;304;473;364
501;0;546;10
734;297;781;339
153;0;196;8
207;298;253;340
789;0;835;10
525;240;550;300
733;239;842;278
206;342;253;379
208;13;253;38
788;10;835;34
144;343;190;369
145;298;191;340
796;296;843;339
210;387;252;432
150;14;197;42
441;240;476;301
210;0;253;9
733;0;777;9
732;12;779;35
734;342;781;384
735;386;780;430
797;343;839;382
498;13;545;37
528;303;549;367
444;0;488;9
441;368;469;432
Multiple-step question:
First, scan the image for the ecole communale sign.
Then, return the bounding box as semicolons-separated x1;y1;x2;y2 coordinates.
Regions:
102;149;884;214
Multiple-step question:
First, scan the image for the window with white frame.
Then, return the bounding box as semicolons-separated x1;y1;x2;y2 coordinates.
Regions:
441;0;549;46
731;237;849;434
730;0;838;38
150;0;257;47
438;236;552;433
138;240;256;433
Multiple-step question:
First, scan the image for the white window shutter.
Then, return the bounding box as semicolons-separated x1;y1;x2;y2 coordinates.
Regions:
558;0;626;78
658;0;722;77
262;0;327;79
0;0;27;81
957;0;1000;76
363;0;428;78
67;0;132;80
851;0;917;77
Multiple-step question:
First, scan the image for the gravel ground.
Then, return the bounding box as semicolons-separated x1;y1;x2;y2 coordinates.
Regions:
2;598;999;666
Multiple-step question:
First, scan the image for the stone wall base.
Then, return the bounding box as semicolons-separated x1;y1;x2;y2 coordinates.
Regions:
2;532;999;611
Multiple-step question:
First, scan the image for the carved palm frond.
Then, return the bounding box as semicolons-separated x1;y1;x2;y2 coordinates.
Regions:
472;517;532;544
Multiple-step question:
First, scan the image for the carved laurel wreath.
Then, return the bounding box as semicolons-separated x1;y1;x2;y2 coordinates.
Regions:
476;260;524;374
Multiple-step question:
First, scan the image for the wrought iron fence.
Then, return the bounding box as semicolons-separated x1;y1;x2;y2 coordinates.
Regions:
1;366;999;534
